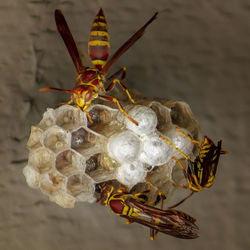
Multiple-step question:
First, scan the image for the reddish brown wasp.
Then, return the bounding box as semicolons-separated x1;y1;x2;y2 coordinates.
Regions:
96;184;199;240
168;135;227;209
40;9;158;124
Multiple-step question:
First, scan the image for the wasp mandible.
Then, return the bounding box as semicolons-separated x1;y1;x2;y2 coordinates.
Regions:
40;9;158;125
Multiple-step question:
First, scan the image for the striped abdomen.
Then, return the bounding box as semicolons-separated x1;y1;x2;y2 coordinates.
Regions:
188;136;222;191
88;8;110;70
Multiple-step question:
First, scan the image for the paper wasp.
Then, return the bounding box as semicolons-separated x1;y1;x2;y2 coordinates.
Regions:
40;9;158;125
96;184;199;240
166;134;227;209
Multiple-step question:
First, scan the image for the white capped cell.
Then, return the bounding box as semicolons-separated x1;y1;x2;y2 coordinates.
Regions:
167;126;195;159
107;130;141;164
139;134;174;166
125;105;157;135
116;161;146;188
24;97;200;208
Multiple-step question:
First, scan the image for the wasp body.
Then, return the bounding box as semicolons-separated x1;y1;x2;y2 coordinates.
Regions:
169;136;227;208
97;184;199;240
40;9;158;125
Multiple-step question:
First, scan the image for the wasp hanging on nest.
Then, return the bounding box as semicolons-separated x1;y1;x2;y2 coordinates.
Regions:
40;9;158;125
166;134;227;209
96;183;199;240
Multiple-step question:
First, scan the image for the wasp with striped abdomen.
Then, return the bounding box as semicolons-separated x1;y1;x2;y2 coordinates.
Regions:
40;9;158;124
168;135;227;208
96;184;199;240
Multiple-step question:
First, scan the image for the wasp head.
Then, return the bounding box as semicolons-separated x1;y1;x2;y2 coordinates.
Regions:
95;183;114;206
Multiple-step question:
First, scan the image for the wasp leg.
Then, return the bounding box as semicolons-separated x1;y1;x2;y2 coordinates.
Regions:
173;184;189;189
170;157;196;208
168;191;195;209
147;172;151;191
148;192;166;240
78;106;93;124
158;192;166;209
175;126;201;147
172;157;190;188
99;95;138;125
105;67;136;104
106;67;126;82
149;192;166;207
220;148;228;154
86;111;93;124
117;184;129;194
172;157;187;171
150;228;158;240
133;192;148;204
160;135;190;160
140;173;167;208
126;219;133;225
59;99;73;105
132;174;152;204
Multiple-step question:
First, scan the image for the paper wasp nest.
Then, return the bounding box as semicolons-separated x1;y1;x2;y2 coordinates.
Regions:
23;90;200;208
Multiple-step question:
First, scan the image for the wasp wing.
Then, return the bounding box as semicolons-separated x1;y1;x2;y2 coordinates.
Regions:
198;137;222;188
55;9;85;74
101;12;158;75
123;197;199;239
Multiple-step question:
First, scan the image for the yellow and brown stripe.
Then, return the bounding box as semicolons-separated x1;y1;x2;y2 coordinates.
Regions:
88;8;110;70
190;136;221;189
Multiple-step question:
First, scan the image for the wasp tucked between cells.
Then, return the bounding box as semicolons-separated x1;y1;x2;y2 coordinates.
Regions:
96;184;199;240
167;135;227;209
40;8;158;125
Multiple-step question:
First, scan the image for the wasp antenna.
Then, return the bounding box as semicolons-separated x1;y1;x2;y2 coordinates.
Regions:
159;135;190;160
220;148;228;155
39;87;73;93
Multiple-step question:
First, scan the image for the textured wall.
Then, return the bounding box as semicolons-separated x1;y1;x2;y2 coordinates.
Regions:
0;0;249;249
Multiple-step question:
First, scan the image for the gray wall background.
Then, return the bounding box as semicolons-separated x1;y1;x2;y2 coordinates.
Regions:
0;0;249;249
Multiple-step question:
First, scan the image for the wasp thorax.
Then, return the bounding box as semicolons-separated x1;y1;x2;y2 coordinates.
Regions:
24;91;200;208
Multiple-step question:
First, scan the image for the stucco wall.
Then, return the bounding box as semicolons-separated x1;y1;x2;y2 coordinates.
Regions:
0;0;249;249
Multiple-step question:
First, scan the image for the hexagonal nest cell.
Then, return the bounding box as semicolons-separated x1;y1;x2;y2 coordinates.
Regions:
24;89;200;208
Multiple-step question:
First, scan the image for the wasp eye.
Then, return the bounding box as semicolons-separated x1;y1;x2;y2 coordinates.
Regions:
95;183;102;193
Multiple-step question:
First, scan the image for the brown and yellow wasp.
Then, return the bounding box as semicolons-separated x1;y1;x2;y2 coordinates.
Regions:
40;9;158;124
96;184;199;240
168;135;227;209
